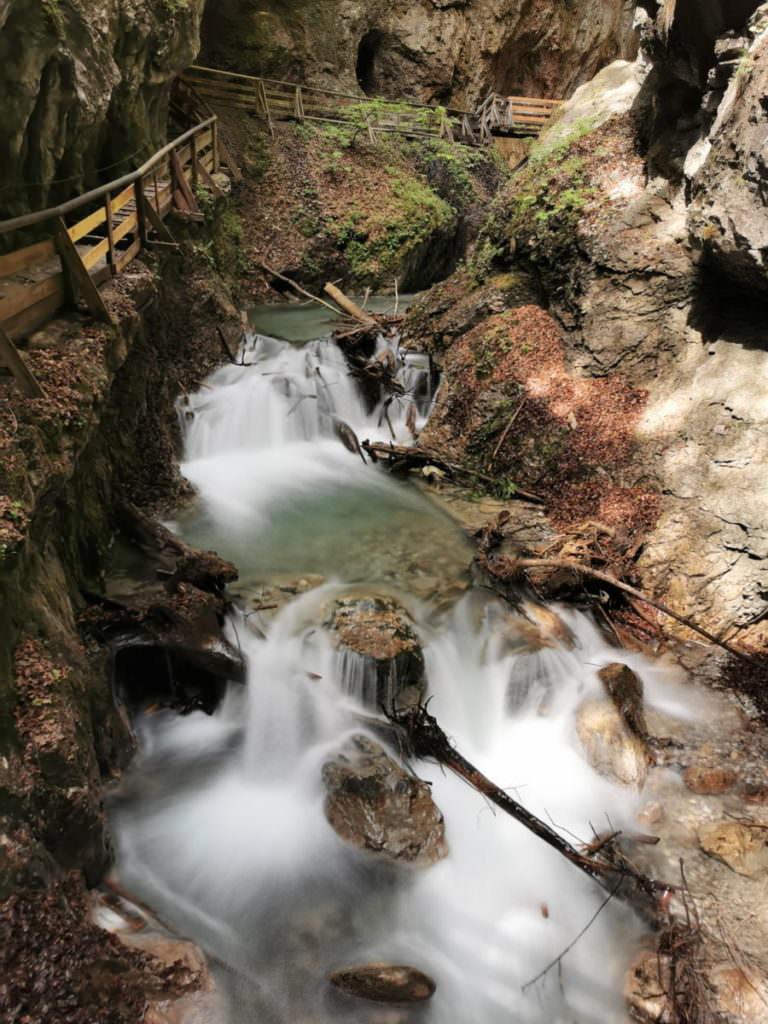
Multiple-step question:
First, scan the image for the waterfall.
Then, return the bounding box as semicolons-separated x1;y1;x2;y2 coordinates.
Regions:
111;319;673;1023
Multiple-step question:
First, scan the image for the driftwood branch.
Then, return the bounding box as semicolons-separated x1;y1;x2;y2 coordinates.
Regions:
259;262;342;316
516;558;759;667
386;701;669;922
324;282;375;325
362;441;545;504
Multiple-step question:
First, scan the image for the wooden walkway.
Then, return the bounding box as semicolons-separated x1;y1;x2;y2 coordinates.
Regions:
0;116;239;396
181;65;560;144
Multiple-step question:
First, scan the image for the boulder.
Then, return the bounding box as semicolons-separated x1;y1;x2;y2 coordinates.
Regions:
598;663;648;741
323;596;426;710
330;963;436;1003
683;763;737;795
698;820;768;877
322;734;448;867
624;950;674;1023
576;699;650;789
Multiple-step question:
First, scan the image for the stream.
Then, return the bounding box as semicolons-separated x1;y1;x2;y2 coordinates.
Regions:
109;303;689;1023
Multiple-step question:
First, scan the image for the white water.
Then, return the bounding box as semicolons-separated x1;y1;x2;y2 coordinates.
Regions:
111;325;668;1023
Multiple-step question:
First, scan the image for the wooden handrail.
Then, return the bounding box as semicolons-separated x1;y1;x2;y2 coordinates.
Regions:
0;116;217;235
187;64;473;117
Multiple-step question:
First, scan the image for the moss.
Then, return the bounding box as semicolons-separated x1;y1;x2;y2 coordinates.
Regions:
473;115;603;284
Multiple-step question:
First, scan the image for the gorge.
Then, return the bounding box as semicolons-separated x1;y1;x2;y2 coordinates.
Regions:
3;2;768;1022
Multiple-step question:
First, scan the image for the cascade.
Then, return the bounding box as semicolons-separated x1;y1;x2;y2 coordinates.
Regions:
110;314;690;1023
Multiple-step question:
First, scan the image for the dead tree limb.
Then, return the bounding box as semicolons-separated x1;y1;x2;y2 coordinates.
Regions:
386;701;669;922
324;282;376;325
516;558;759;667
259;262;342;316
362;441;545;504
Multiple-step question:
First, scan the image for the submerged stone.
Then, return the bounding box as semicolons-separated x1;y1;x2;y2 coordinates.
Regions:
330;962;436;1003
322;734;448;867
323;595;426;710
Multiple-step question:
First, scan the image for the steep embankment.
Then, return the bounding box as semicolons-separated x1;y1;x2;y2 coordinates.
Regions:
409;1;768;649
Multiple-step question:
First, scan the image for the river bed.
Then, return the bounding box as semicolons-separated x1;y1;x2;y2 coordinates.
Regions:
107;304;691;1023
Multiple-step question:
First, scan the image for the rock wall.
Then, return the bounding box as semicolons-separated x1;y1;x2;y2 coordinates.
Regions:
0;244;238;899
422;1;768;643
0;0;205;221
200;0;638;108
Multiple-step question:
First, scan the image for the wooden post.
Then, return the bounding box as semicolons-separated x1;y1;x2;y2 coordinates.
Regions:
170;149;202;217
140;191;176;244
135;177;148;247
258;80;274;136
104;191;117;275
151;168;161;216
191;129;200;189
212;118;219;171
54;217;111;323
0;328;44;398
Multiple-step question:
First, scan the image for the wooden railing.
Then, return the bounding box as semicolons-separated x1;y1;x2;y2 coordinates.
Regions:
182;66;561;146
0;117;228;395
474;93;562;143
182;65;476;144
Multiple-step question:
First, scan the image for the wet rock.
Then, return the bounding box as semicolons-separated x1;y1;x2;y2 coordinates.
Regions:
708;963;768;1021
624;950;674;1023
576;699;650;789
698;820;768;877
322;734;448;867
598;663;648;741
683;762;737;795
330;963;436;1003
323;595;426;710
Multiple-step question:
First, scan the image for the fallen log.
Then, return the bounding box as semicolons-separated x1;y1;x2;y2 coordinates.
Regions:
259;262;342;316
324;282;376;326
385;701;670;923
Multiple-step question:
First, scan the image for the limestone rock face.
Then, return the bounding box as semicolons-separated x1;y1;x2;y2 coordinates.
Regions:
0;0;205;220
201;0;638;109
322;734;448;866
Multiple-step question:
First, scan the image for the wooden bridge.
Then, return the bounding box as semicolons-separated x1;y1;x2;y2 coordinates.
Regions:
0;115;242;396
0;68;560;396
181;65;560;145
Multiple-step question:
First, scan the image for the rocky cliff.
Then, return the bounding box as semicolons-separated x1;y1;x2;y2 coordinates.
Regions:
201;0;638;108
409;0;768;644
0;0;205;221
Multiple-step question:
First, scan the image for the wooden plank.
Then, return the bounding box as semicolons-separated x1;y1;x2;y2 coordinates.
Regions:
111;182;136;215
82;236;109;270
0;239;57;278
134;178;147;246
197;127;213;149
0;327;44;397
54;218;111;322
141;192;175;243
171;149;201;215
68;205;107;243
3;288;64;341
113;209;139;245
197;160;223;197
104;192;117;273
115;236;141;272
0;274;63;322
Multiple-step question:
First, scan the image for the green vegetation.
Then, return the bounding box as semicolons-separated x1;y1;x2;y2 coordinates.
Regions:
318;167;453;284
42;0;64;35
472;115;601;283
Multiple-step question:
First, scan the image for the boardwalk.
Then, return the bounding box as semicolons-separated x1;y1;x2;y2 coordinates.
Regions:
182;65;560;144
0;68;561;394
0;117;232;395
